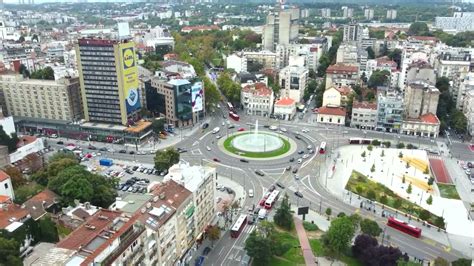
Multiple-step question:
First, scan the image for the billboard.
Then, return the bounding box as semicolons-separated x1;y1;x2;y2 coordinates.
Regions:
191;81;204;112
120;43;141;115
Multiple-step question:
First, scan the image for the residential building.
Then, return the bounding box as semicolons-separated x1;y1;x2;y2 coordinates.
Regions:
279;65;308;103
139;26;175;52
321;8;331;18
365;57;400;88
262;7;300;51
401;113;440;137
0;74;82;122
226;53;247;73
317;106;346;125
342;7;354;19
160;60;196;80
404;80;440;119
350;101;378;130
405;60;436;89
463;90;474;136
76;37;141;125
23;189;59;220
0;170;14;200
364;9;374;20
343;24;361;42
165;162;216;243
276;41;328;72
322;86;353;107
0;196;29;232
243;50;278;70
336;43;368;74
274;98;296;120
325;64;359;88
434;52;471;103
241;82;274;116
398;52;430;91
376;91;404;132
458;72;474;111
435;12;474;33
150;77;204;128
386;9;397;20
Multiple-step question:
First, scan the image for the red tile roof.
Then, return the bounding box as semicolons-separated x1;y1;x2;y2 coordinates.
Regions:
242;82;273;97
0;170;9;182
150;180;191;209
353;101;377;110
335;86;353;96
275;98;296;106
326;64;358;74
318;106;346;116
0;203;29;229
419;113;440;124
23;189;59;220
0;195;10;203
57;209;122;251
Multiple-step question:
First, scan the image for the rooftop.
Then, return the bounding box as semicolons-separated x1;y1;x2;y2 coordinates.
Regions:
23;189;58;220
24;243;76;266
419;113;440;124
275;97;296;106
353;101;377;110
326;64;358;74
165;162;214;193
318;106;346;116
335;86;353;96
242;82;273;97
150;180;191;209
0;202;29;229
0;170;9;182
112;194;153;214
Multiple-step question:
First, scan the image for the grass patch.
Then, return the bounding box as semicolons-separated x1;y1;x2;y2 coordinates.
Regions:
57;224;73;238
309;238;363;266
437;183;460;199
223;132;291;158
303;221;319;231
13;182;44;204
346;171;445;228
273;230;305;264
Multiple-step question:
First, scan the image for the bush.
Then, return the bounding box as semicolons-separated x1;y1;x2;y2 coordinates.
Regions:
371;139;381;146
406;183;412;194
380;195;388;205
273;241;293;256
406;143;415;149
303;221;319;231
361;151;366;158
383;141;391;148
419;210;430;221
337;212;346;217
367;145;373;151
370;164;375;173
366;190;376;200
426;195;433;205
393;198;402;208
397;143;405;149
399;151;403;158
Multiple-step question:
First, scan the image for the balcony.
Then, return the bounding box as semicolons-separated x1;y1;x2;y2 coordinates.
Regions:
100;226;146;265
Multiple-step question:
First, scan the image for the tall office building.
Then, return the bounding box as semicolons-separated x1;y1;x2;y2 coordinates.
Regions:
343;24;361;42
262;7;299;52
342;7;354;18
321;8;331;18
364;9;374;20
386;9;397;20
76;38;141;125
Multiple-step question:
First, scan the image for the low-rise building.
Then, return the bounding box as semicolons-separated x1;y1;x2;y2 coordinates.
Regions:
325;64;359;88
401;113;440;138
376;91;404;133
23;189;59;221
181;25;220;33
322;86;353;107
279;65;308;103
317;106;346;125
0;196;29;232
0;170;14;201
273;98;296;120
226;53;247;73
241;82;274;116
350;101;377;130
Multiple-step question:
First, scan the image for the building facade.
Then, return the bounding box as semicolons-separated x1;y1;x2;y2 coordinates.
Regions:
386;9;397;20
401;113;440;138
376;91;404;132
456;72;474;111
463;90;474;136
404;81;440;119
0;74;82;122
325;64;359;88
434;52;471;103
273;98;296;120
226;53;247;73
241;82;274;116
262;7;300;51
76;38;142;125
435;12;474;33
350;101;377;130
343;24;361;42
279;65;308;103
317;106;346;125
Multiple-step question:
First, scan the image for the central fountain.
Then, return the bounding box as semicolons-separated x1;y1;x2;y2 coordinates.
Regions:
230;120;284;153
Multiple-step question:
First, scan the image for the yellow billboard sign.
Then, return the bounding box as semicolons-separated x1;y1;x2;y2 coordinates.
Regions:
119;42;140;114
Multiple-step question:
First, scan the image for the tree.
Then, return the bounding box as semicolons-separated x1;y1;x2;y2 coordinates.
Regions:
203;77;220;111
154;148;180;171
434;257;450;266
360;219;382;237
368;70;390;88
19;63;30;78
151;119;165;134
435;77;450;93
399;151;404;158
352;234;378;258
0;126;19;153
452;258;472;266
361;151;366;158
367;189;376;200
247;61;264;73
380;195;388;205
207;225;221;247
324;216;356;254
406;183;412;194
371;139;381;146
366;90;376;102
325;207;332;219
367;145;373;151
245;231;272;265
408;22;429;36
4;167;25;189
434;216;445;229
419;210;431;221
397;143;405;149
0;237;22;266
387;49;403;69
273;194;293;230
38;216;59;242
371;164;375;173
427;177;434;186
360;245;405;266
30;66;55;80
393;198;403;209
366;47;375;59
383;141;391;148
426;195;433;205
450;109;467;134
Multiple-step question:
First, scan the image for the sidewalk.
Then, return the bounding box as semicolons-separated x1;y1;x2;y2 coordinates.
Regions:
294;217;317;266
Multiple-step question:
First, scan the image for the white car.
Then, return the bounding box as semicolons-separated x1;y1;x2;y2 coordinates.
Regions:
207;146;211;151
302;154;309;159
298;158;302;164
248;189;254;198
302;128;309;133
216;135;222;139
280;127;287;132
269;125;277;131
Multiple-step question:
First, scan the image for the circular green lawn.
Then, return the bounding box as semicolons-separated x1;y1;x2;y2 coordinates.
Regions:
223;132;291;158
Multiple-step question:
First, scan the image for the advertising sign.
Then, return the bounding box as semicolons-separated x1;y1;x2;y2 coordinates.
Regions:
191;81;204;112
120;43;141;114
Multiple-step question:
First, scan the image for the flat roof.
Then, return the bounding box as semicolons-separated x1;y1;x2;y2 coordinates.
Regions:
125;120;152;133
81;122;127;131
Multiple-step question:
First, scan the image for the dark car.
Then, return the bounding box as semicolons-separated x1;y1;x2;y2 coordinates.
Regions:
129;151;135;155
292;168;298;174
213;158;220;162
228;125;235;129
468;162;473;168
202;123;209;129
268;185;275;192
119;150;127;153
289;157;295;162
132;166;139;171
254;207;261;215
240;159;249;163
226;187;234;194
295;135;301;140
202;247;211;256
298;150;304;155
255;170;265;176
276;182;285;189
195;256;205;266
294;191;303;198
99;147;108;151
57;141;64;145
88;145;97;150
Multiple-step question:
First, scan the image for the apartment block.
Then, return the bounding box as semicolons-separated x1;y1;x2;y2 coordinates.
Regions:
279;64;308;103
350;101;378;130
434;52;471;102
262;7;300;51
0;74;82;121
241;82;274;116
404;80;440;119
325;64;359;88
376;91;404;132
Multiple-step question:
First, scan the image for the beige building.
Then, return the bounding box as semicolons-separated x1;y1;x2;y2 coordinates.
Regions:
262;7;299;51
404;81;439;119
463;89;474;136
241;82;274;116
325;64;359;88
0;74;82;121
350;101;377;130
274;98;296;120
244;50;278;70
317;106;346;125
322;86;353;107
401;113;440;138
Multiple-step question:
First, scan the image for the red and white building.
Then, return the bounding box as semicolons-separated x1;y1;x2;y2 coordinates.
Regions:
401;113;440;138
0;170;14;200
325;64;359;88
241;82;274;116
274;98;296;120
317;106;346;125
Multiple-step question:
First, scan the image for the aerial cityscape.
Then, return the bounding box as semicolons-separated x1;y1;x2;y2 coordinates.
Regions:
0;1;472;266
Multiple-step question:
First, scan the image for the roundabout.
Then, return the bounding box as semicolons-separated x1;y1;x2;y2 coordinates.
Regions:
222;131;292;158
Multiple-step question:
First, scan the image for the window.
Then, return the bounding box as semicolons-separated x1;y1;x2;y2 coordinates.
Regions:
4;183;8;189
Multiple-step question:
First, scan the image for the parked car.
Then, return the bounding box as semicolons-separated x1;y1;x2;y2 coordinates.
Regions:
255;170;265;176
202;247;211;256
240;159;249;163
294;191;303;198
292;168;298;174
57;141;64;145
213;158;221;162
202;123;209;129
276;182;285;189
195;256;205;266
238;128;245;131
248;189;254;197
119;150;126;153
286;165;291;171
289;157;295;162
298;150;304;155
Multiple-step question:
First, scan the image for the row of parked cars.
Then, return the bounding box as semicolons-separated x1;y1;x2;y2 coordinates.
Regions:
117;177;150;193
124;165;168;176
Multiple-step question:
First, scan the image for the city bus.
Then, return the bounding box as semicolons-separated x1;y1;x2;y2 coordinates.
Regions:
264;190;280;209
349;138;373;145
227;102;234;111
229;111;240;121
387;217;422;238
319;142;327;154
230;214;248;238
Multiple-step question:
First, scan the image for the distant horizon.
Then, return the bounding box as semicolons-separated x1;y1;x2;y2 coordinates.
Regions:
4;0;474;4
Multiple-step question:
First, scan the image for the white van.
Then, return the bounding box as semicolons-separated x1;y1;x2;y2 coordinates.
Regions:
51;134;58;138
258;208;267;219
212;127;220;134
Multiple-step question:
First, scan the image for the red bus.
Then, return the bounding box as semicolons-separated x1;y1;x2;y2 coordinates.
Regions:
229;111;240;121
319;142;326;154
230;214;247;238
349;138;373;145
387;217;422;238
227;102;234;111
264;190;280;209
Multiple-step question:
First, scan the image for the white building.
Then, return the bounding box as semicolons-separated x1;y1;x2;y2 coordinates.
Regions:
226;53;247;73
321;8;331;18
165;162;216;241
343;24;361;42
342;7;354;18
386;9;397;20
364;9;374;20
317;106;346;125
435;12;474;33
398;51;430;91
0;170;14;200
274;98;296;120
350;101;378;130
458;72;474;111
279;65;308;103
241;82;274;116
434;52;471;103
276;41;328;72
0;110;15;137
401;113;440;138
463;90;474;136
